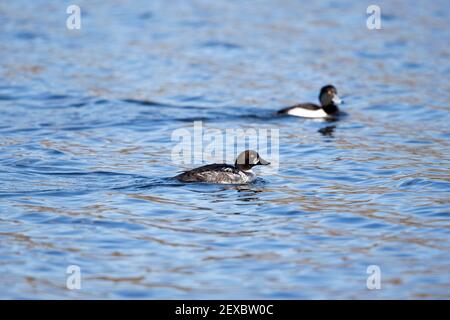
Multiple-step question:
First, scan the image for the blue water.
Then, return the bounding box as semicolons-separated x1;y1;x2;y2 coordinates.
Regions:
0;0;449;299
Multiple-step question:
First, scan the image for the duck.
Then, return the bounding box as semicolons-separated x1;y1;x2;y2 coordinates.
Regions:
174;150;270;184
277;85;343;118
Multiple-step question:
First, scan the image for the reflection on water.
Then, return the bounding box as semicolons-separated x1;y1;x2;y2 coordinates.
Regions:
318;125;336;137
0;0;449;299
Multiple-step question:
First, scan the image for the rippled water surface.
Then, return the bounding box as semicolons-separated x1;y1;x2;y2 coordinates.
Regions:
1;0;449;299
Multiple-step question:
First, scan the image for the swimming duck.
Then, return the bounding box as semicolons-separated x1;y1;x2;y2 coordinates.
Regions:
277;85;343;118
174;150;270;184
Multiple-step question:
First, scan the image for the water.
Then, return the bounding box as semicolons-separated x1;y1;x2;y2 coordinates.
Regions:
0;0;449;299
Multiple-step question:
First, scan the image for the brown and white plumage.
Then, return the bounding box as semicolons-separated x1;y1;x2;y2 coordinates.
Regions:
174;150;270;184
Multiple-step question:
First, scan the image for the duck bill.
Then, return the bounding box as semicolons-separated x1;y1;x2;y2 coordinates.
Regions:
332;95;343;105
257;157;270;165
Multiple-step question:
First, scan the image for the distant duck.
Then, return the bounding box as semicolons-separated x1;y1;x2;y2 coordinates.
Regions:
277;85;343;118
174;150;270;184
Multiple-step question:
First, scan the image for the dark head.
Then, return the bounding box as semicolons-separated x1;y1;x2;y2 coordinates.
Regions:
319;85;343;107
234;150;270;171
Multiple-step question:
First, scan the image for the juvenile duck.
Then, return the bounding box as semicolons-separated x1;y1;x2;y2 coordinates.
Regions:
277;85;343;118
174;150;270;184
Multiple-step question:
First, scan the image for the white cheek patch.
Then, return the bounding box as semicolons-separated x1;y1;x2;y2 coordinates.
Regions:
287;107;329;118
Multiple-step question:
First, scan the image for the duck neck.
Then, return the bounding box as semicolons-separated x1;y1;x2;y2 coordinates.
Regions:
322;103;339;114
235;162;253;172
